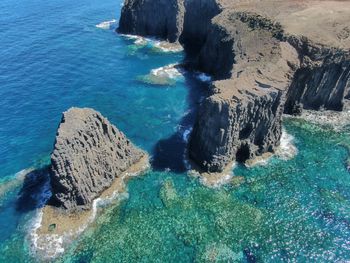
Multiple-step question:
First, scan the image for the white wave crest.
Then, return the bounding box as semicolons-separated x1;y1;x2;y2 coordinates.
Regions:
189;163;237;188
199;162;236;188
120;34;183;53
152;40;184;52
151;64;184;79
245;129;297;168
29;191;129;260
27;159;150;260
29;210;65;259
138;63;185;85
275;129;298;160
96;19;117;30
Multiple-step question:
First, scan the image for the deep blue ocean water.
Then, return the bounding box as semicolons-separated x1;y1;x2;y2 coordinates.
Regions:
0;0;350;262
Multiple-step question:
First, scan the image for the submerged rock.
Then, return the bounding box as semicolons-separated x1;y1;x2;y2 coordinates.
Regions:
49;107;146;212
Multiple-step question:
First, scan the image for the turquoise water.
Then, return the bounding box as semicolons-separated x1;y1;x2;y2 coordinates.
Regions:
0;0;350;262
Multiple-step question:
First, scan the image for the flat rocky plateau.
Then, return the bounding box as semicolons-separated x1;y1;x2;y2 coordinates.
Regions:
219;0;350;50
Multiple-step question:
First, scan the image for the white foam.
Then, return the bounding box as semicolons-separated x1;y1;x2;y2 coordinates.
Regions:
28;161;150;260
196;72;212;82
15;167;35;179
29;189;130;260
182;128;192;143
245;129;297;168
275;129;298;160
244;154;272;168
199;162;236;188
189;163;237;188
153;64;183;79
95;19;117;30
182;127;193;170
120;34;183;52
200;173;234;189
152;40;184;53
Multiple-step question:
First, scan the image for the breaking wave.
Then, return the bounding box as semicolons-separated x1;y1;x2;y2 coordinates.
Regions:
95;19;117;30
137;63;184;86
27;161;150;260
29;191;130;260
120;34;183;53
246;129;298;168
275;128;298;160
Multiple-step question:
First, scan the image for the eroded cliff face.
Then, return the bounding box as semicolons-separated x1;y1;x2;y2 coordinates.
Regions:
118;0;350;172
284;37;350;113
189;11;299;171
118;0;185;42
118;0;220;50
50;108;145;212
179;0;220;50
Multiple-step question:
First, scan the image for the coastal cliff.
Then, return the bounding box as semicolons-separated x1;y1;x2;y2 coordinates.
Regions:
284;38;350;113
188;11;299;171
49;107;146;212
118;0;350;172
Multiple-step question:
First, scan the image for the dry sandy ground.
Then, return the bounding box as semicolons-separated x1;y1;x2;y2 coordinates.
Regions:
219;0;350;49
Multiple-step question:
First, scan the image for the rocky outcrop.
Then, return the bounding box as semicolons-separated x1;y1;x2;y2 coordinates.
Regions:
49;107;146;212
189;11;299;172
118;0;350;172
118;0;220;50
118;0;185;42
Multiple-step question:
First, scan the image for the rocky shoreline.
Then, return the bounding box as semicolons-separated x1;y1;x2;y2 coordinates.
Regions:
32;154;149;259
49;107;147;212
32;108;149;258
118;0;350;173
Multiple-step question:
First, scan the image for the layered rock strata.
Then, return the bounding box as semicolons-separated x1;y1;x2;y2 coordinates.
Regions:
188;11;299;172
49;107;146;212
119;0;350;172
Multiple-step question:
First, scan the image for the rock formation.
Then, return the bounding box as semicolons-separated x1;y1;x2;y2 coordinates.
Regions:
118;0;350;172
49;107;146;212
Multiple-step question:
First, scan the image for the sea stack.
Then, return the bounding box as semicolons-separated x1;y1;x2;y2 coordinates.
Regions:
118;0;350;173
49;107;146;212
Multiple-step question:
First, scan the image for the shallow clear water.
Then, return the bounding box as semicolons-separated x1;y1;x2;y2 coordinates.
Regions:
0;0;349;262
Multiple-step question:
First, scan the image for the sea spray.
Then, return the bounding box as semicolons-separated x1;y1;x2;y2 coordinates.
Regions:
120;34;183;53
275;128;298;161
29;191;130;260
95;19;117;30
28;160;150;260
245;128;298;168
182;127;193;170
137;63;184;86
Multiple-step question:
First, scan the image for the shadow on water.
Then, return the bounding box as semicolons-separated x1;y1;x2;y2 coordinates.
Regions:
16;167;52;213
151;72;210;173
